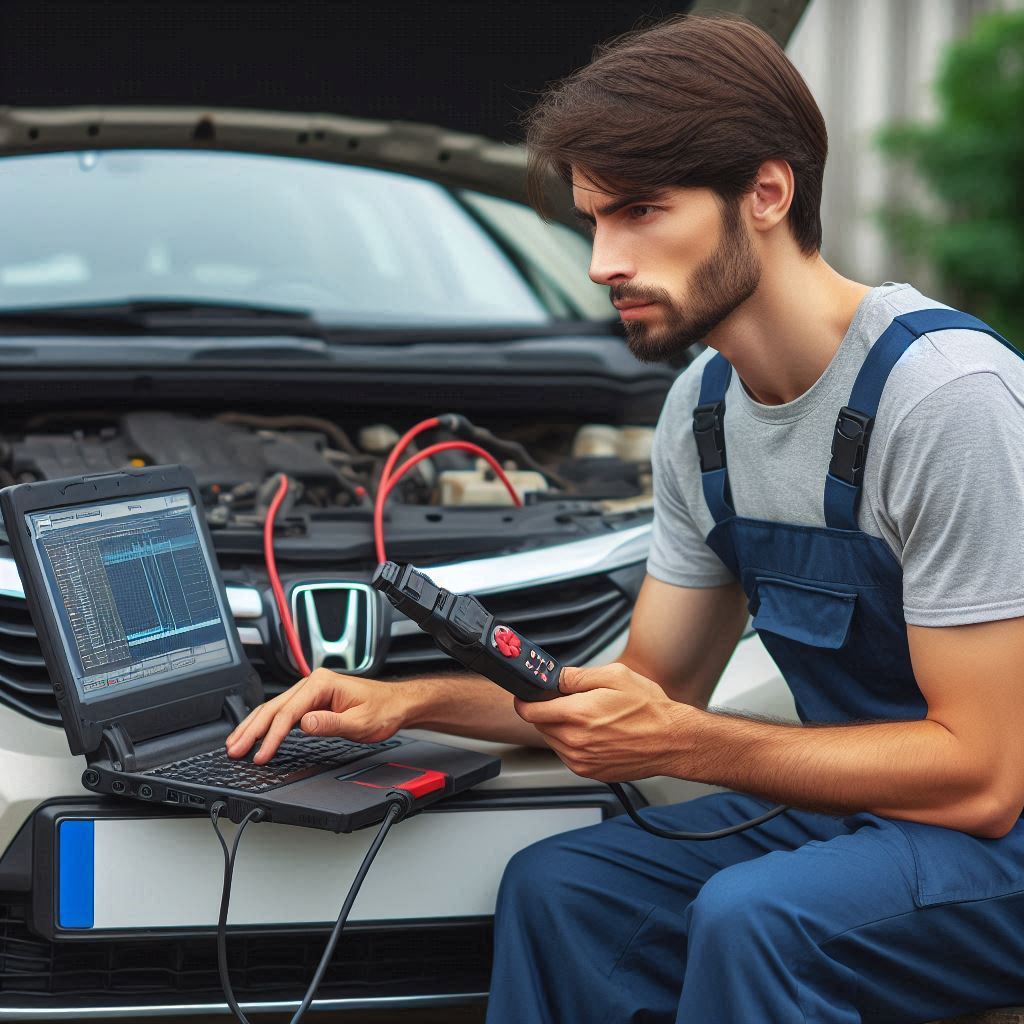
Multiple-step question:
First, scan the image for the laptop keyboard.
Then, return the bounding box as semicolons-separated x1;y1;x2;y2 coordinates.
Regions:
143;730;402;794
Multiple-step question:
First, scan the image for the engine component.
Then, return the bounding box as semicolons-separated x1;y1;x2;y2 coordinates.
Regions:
437;462;548;507
358;424;401;455
119;412;339;490
571;424;655;463
572;425;621;459
214;412;359;456
10;430;133;481
452;418;572;492
617;427;655;463
9;412;343;498
2;409;655;530
556;456;646;499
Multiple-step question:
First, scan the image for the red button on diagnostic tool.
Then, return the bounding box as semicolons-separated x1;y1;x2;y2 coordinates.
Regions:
494;626;521;658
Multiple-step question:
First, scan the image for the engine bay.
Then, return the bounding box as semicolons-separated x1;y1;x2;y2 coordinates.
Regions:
0;409;655;557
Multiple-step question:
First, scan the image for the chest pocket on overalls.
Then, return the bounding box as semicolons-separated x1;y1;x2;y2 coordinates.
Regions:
750;576;857;650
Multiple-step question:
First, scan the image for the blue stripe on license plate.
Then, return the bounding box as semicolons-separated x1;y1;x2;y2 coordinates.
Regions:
58;820;94;929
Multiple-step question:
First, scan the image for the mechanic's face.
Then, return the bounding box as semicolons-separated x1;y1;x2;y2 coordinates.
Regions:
572;172;761;361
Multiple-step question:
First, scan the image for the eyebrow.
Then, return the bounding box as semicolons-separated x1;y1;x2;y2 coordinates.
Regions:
571;191;667;224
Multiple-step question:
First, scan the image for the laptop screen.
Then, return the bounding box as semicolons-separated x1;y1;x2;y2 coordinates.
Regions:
26;489;238;705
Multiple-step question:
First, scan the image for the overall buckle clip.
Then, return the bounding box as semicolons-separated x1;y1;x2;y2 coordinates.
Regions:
829;406;874;486
693;401;727;473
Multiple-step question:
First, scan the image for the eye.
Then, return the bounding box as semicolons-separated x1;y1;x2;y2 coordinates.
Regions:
628;205;657;220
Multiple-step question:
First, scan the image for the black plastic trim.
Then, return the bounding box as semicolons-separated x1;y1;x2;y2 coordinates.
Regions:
0;816;33;893
0;367;676;423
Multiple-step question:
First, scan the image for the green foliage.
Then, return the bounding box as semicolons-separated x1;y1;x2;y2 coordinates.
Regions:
877;9;1024;347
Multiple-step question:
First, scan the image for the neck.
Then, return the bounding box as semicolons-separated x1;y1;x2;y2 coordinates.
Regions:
705;253;873;406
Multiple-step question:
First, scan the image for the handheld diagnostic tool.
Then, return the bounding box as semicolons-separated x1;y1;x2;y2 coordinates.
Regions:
372;560;791;843
371;561;562;701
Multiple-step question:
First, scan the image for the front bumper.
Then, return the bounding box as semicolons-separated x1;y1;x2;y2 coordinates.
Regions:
0;622;791;1017
0;788;620;1018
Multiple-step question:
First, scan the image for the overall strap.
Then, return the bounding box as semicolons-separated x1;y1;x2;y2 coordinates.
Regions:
824;308;1019;531
693;352;736;523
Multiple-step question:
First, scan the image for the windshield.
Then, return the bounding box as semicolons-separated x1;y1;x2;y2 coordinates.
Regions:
0;149;612;328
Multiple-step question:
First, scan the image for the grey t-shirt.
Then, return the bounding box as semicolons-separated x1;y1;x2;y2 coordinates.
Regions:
646;282;1024;627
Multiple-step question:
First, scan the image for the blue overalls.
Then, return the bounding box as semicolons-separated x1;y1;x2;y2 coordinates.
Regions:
487;309;1024;1023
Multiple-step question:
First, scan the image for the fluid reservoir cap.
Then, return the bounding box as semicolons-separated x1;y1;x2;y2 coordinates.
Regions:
572;424;620;459
618;426;655;463
358;424;401;454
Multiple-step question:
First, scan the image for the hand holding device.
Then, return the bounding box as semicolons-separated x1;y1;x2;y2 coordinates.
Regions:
371;561;563;702
373;560;790;842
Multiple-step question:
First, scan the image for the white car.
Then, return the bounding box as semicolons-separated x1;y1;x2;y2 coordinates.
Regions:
0;105;791;1019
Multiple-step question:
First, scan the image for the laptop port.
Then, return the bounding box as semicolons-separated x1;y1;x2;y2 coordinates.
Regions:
165;789;205;808
111;780;126;794
139;784;154;799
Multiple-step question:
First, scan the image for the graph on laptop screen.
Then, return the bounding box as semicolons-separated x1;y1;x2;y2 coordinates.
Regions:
27;490;237;703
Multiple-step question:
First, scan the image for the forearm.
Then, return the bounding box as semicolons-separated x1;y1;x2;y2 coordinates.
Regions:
670;709;1016;837
395;671;550;748
621;649;722;710
394;652;670;749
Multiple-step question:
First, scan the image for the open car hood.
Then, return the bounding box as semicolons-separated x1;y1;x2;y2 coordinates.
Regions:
0;3;809;232
0;104;576;228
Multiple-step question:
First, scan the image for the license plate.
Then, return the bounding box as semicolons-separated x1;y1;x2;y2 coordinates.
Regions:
53;803;602;933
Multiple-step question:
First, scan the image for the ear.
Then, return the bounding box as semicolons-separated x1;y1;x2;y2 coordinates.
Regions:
746;158;795;236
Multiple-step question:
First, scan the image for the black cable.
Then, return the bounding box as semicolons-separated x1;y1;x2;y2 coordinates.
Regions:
210;804;262;1024
436;413;574;492
608;783;789;840
209;799;405;1024
206;786;780;1024
285;800;404;1023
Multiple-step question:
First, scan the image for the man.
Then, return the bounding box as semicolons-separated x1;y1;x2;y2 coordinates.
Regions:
225;13;1024;1022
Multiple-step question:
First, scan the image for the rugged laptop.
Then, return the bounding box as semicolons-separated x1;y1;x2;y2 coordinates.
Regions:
0;464;500;832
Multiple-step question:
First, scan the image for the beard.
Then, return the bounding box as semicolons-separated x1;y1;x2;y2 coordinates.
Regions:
620;198;762;364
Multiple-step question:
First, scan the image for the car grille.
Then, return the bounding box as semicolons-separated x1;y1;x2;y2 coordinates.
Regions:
0;564;639;722
384;571;633;674
0;903;491;1006
0;587;277;725
0;596;56;725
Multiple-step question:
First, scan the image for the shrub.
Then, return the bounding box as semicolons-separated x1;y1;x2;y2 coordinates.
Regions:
877;9;1024;348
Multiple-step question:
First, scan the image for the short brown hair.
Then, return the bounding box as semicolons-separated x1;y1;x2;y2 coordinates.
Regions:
520;12;828;255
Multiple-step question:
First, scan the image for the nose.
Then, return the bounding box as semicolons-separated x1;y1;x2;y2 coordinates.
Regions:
588;229;634;288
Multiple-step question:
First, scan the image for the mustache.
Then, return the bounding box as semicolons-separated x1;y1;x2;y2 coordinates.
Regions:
611;289;664;305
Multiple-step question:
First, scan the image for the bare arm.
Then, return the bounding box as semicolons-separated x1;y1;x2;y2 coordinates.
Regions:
227;573;749;760
519;616;1024;839
225;668;545;761
618;574;749;707
403;573;748;744
667;617;1024;837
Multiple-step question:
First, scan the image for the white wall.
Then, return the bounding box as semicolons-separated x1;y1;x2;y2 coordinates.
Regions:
787;0;1024;289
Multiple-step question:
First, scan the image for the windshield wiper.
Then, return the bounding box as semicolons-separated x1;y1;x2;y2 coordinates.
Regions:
0;299;328;339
